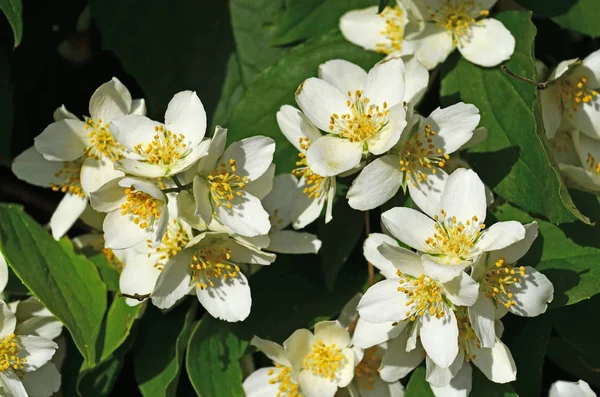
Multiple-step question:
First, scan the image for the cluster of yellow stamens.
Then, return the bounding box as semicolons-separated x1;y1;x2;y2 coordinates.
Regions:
0;333;27;373
292;137;325;199
83;118;124;162
399;124;449;185
303;340;345;381
329;91;389;143
145;220;190;270
189;247;240;290
483;257;526;309
120;186;161;229
397;270;445;321
425;211;484;260
268;365;302;397
557;76;598;116
208;159;248;208
50;159;85;197
455;308;481;362
133;125;188;166
376;6;405;54
429;1;489;45
354;346;381;390
586;152;600;174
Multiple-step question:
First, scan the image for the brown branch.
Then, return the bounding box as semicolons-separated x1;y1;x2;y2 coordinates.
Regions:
365;210;374;286
118;292;151;301
501;65;549;90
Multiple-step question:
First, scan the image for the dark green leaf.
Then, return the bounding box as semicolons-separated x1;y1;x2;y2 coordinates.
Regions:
405;367;434;397
378;0;390;13
517;0;600;37
211;54;245;131
440;11;589;225
0;0;23;47
0;47;12;161
0;204;107;364
227;32;382;173
471;367;519;396
88;253;120;292
134;301;197;397
547;336;600;388
98;297;141;362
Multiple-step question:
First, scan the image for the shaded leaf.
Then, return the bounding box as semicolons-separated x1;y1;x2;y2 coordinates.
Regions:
405;367;434;397
518;0;600;38
88;252;120;292
0;47;12;161
0;0;23;47
547;336;600;388
471;367;519;396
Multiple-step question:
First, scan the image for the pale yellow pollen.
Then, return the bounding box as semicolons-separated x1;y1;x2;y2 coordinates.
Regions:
189;246;239;290
399;124;449;185
396;270;445;321
483;257;526;309
425;211;484;260
0;333;27;373
354;346;381;390
429;0;488;46
208;159;248;209
50;159;85;197
119;186;161;230
456;307;481;362
83;118;125;162
303;340;345;381
328;90;389;143
292;137;325;200
145;219;190;271
267;364;303;397
376;5;405;54
556;75;598;117
133;124;188;166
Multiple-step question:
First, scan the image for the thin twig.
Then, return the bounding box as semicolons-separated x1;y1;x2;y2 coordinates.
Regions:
162;181;193;194
172;176;184;189
118;292;151;301
365;211;374;286
501;65;549;89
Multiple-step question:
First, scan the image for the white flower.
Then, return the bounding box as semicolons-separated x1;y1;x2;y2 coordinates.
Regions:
381;169;525;280
549;380;597;397
151;232;275;322
558;130;600;192
339;2;415;57
276;105;336;228
401;0;515;69
284;320;355;397
243;336;301;397
539;50;600;140
347;102;480;211
0;254;8;295
90;177;169;249
262;174;322;254
192;127;275;237
111;90;210;178
0;301;59;397
357;240;479;368
295;58;409;176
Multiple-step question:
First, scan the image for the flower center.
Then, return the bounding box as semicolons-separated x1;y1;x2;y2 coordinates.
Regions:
328;90;389;143
399;124;449;185
208;159;248;209
119;186;161;229
429;0;489;45
586;152;600;175
0;333;27;373
557;76;598;116
292;138;325;199
456;308;481;362
396;270;445;321
425;210;485;261
50;159;85;197
83;118;124;162
145;220;190;270
376;5;405;54
190;246;240;290
354;346;381;390
483;257;525;309
268;365;303;397
303;339;345;381
133;125;188;166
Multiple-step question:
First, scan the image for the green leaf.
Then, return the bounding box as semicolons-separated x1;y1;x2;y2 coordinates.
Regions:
0;204;107;364
211;54;245;131
88;0;234;118
227;32;382;173
440;11;589;225
378;0;390;13
0;47;12;161
88;253;120;292
186;315;248;397
547;336;600;388
98;297;141;362
134;301;197;397
471;367;519;396
517;0;600;37
0;0;23;47
405;367;434;397
272;0;377;46
492;202;600;307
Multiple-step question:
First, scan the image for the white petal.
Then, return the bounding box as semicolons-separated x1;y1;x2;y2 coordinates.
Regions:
381;207;437;253
581;49;600;84
440;271;480;306
262;173;296;230
177;190;208;230
475;221;526;253
89;77;132;121
53;105;78;121
363;233;400;279
425;352;464;388
408;168;448;220
221;136;275;181
472;338;516;383
352;318;406;349
298;370;339;397
103;210;151;249
215;191;271;237
440;168;487;227
268;230;321;254
507;266;554;317
430;362;473;397
228;239;276;265
458;18;515;67
17;335;57;370
559;164;600;192
347;155;403;210
284;329;315;376
22;362;61;397
0;254;8;293
116;158;169;178
487;222;538;266
50;193;87;239
243;367;281;397
151;249;193;309
16;316;63;341
549;380;597;397
193;176;213;225
414;25;454;70
315;320;350;348
0;301;16;338
245;163;275;200
197;127;228;176
339;6;389;52
0;370;28;397
379;330;426;382
34;119;88;161
403;55;430;104
358;279;410;323
427;103;480;153
296;77;350;132
164;91;207;148
318;59;367;95
363;58;406;109
196;271;251;322
11;147;66;187
306;136;363;177
419;307;459;368
291;179;326;229
277;105;322;150
130;98;147;116
378;243;424;278
338;348;356;387
573;129;600;172
366;105;406;155
250;336;288;366
88;178;126;213
459;127;488;150
110;115;159;153
119;254;161;305
540;86;563;139
568;98;600;140
468;294;496;348
80;156;124;194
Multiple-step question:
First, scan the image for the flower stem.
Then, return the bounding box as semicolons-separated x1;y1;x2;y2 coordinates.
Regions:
118;292;151;301
501;65;549;90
